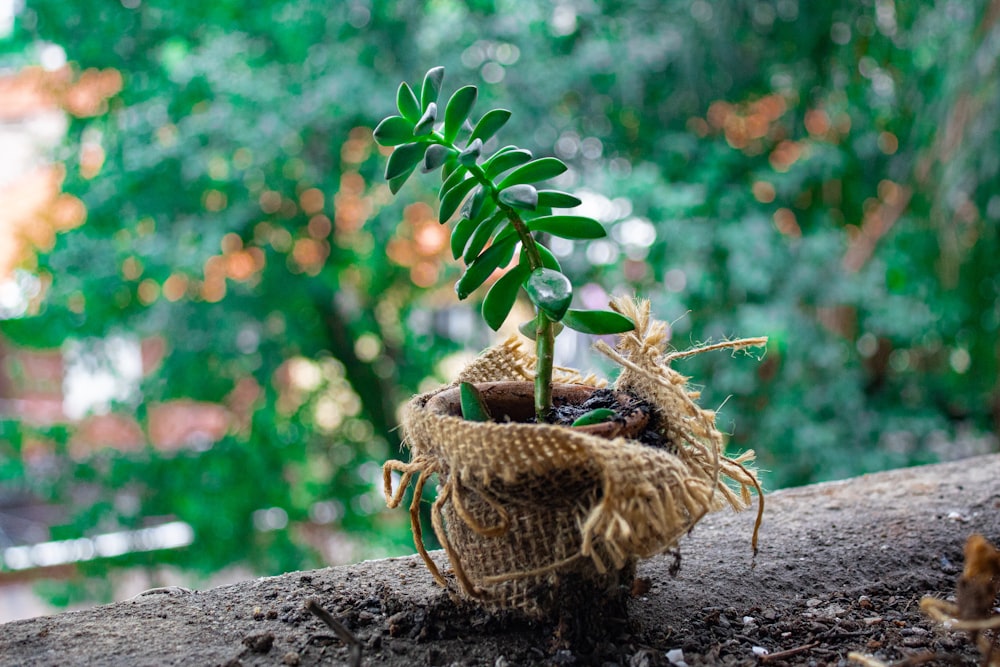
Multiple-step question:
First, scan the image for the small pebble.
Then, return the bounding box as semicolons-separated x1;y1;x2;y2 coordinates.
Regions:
241;632;274;654
282;652;300;666
552;649;577;665
666;648;686;666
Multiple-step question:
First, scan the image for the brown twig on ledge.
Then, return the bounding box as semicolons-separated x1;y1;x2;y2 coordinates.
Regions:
759;641;819;662
304;598;362;667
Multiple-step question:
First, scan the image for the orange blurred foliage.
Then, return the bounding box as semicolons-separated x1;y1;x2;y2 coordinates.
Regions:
0;65;124;280
0;165;86;279
706;94;787;150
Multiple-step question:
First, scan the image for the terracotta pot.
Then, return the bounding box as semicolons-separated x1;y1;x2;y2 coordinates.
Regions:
425;380;650;439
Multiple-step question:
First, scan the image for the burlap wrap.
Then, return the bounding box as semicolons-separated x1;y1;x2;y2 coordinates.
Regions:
384;299;765;617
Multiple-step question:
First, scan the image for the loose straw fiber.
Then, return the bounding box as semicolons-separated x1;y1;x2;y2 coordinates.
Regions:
384;298;767;617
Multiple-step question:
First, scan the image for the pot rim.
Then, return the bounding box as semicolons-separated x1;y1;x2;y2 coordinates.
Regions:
425;380;649;439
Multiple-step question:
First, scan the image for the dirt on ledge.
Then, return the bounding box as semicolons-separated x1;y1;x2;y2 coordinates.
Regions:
2;453;998;666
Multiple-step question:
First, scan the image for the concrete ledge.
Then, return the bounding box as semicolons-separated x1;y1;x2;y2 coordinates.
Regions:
2;454;998;666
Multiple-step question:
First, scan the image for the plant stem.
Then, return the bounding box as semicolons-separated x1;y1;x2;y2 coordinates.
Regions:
467;165;555;421
436;137;553;421
533;311;554;420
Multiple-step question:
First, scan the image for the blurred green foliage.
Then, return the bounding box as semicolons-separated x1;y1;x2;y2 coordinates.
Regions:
1;0;998;602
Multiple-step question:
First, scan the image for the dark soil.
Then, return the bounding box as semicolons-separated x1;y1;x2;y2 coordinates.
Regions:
2;453;998;667
548;387;671;450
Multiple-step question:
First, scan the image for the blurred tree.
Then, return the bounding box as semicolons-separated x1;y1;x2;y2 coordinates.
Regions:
0;0;997;605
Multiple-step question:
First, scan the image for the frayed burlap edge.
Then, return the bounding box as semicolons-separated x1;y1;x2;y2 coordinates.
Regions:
383;297;767;607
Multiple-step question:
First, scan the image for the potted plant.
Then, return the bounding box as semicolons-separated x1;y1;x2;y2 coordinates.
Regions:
377;67;766;620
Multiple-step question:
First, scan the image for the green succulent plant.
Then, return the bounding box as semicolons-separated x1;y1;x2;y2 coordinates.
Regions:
374;66;635;422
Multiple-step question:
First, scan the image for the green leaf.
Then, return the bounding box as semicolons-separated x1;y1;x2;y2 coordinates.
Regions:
482;263;529;331
438;176;479;223
396;82;421;123
484;149;533;179
497;157;567;189
469;109;512;144
485;145;518;160
464;213;508;264
459;138;483;166
455;234;517;299
525;268;572;321
451;215;479;259
373;116;414;147
441;158;462;182
527;215;606;239
531;242;563;272
536;190;582;209
498;184;538;211
459;382;492;422
517;320;563;340
562;309;636;335
460;186;487;222
571;408;617;427
385;142;428;181
423;144;456;172
388;165;417;195
439;166;469;197
420;66;444;111
413;102;437;136
444;85;478;143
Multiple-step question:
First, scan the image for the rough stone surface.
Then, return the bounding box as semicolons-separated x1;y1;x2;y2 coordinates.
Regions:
1;454;998;666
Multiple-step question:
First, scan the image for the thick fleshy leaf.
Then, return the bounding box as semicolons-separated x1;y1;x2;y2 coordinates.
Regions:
459;382;492;422
438;176;479;223
571;408;617;427
451;215;480;259
485;145;517;161
562;309;636;335
469;109;512;144
439;166;469;198
525;268;572;321
420;66;444;111
441;158;461;182
396;82;421;123
498;184;538;211
388;165;417;195
536;190;582;209
458;138;483;166
460;186;487;222
455;234;517;299
531;241;563;272
373;115;414;147
497;157;567;189
385;142;427;181
413;102;437;136
422;144;456;172
444;85;478;142
464;213;508;264
484;149;533;179
482;263;529;331
527;215;606;239
518;319;563;340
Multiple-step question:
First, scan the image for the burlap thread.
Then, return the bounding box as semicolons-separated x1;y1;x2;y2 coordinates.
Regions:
383;298;766;616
